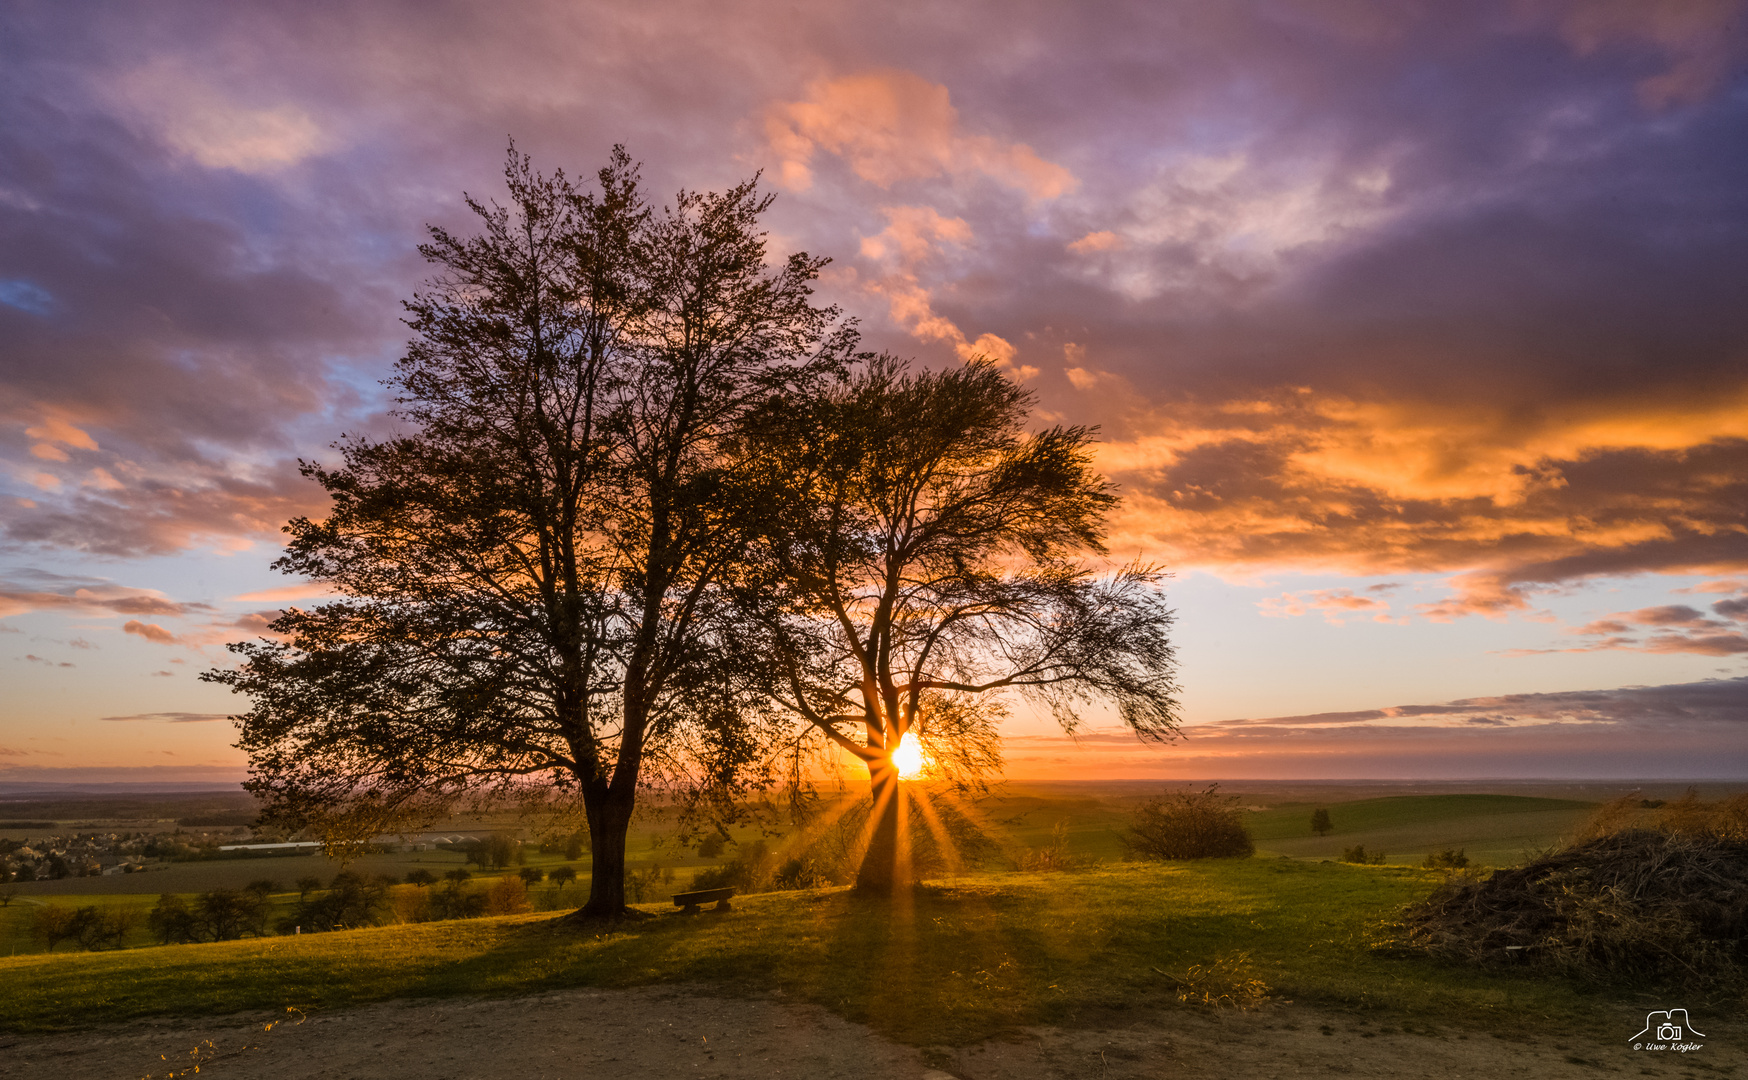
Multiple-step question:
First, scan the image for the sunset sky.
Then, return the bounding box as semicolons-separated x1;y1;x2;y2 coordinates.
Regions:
3;1;1746;786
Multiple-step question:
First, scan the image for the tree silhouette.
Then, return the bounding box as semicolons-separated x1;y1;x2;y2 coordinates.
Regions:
207;147;851;919
735;357;1180;892
1311;808;1332;836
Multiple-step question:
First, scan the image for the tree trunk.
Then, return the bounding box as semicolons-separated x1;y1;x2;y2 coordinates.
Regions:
855;759;911;893
579;793;633;918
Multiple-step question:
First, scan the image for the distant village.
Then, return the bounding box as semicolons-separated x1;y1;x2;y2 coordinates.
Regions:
0;827;505;883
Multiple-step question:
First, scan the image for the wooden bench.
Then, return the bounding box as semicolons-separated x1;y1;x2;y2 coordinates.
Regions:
671;886;734;914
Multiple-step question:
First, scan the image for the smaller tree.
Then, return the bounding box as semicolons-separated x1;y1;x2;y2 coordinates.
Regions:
406;868;438;887
148;893;200;944
75;906;136;951
1310;808;1332;836
0;886;17;907
519;866;545;886
245;878;280;899
32;904;80;951
295;875;322;901
549;865;578;891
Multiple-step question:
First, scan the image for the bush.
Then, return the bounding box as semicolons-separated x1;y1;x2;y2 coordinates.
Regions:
1423;848;1469;869
1125;785;1254;860
771;856;830;890
690;839;769;893
485;874;532;915
391;885;431;924
1341;844;1386;865
427;881;486;920
625;864;676;903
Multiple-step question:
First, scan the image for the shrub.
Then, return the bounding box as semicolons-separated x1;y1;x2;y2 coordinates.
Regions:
391;884;432;924
695;833;727;859
771;856;830;890
1126;785;1254;860
1158;951;1271;1010
427;881;486;920
485;874;531;915
1423;848;1469;869
625;864;676;902
1341;844;1386;865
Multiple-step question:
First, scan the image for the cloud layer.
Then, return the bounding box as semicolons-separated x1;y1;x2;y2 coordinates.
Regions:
2;2;1746;779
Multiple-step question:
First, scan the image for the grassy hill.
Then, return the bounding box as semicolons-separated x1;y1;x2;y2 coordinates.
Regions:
0;860;1633;1043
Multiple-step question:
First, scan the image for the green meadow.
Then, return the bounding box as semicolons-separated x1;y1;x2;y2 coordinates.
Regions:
4;784;1737;1045
0;860;1632;1044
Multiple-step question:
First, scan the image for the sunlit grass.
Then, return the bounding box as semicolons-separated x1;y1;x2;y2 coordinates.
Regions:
0;860;1634;1043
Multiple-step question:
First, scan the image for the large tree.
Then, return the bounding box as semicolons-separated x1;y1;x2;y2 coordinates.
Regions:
734;357;1181;892
206;148;850;918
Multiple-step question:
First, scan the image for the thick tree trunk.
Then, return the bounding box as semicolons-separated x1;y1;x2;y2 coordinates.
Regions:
854;759;911;893
579;793;634;918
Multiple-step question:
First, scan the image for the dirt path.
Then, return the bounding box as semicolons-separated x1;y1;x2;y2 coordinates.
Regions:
5;985;1736;1079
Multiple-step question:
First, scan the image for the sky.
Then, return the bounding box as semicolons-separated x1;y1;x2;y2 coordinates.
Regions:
2;0;1746;786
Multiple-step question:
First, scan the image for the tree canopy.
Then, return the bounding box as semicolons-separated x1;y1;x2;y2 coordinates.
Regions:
733;356;1181;891
206;147;852;918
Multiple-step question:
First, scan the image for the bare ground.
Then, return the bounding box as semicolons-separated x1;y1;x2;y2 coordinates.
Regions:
5;985;1738;1079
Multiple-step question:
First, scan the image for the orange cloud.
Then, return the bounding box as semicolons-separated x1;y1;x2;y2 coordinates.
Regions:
122;619;179;644
856;205;1037;378
1097;385;1748;616
765;69;1076;199
1068;230;1123;254
1258;587;1401;625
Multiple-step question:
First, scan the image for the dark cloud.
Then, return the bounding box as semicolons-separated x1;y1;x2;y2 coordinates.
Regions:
0;0;1742;610
97;711;231;723
1214;677;1748;731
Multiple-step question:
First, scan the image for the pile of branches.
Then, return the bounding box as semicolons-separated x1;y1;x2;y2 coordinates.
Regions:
1399;827;1748;987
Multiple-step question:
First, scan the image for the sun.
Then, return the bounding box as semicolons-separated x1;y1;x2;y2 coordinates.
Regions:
891;731;927;779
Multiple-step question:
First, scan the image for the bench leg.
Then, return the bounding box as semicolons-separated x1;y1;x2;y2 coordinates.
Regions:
712;899;731;912
681;903;701;914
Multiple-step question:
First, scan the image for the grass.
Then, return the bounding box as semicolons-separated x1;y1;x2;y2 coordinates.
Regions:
0;858;1650;1045
1246;795;1595;866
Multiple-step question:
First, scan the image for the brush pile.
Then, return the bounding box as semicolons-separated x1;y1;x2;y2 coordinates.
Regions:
1398;792;1748;987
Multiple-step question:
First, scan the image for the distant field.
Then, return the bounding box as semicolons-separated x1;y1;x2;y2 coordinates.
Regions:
1246;794;1597;866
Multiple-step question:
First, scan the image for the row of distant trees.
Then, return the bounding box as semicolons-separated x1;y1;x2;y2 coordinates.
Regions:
205;146;1183;918
30;865;589;951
